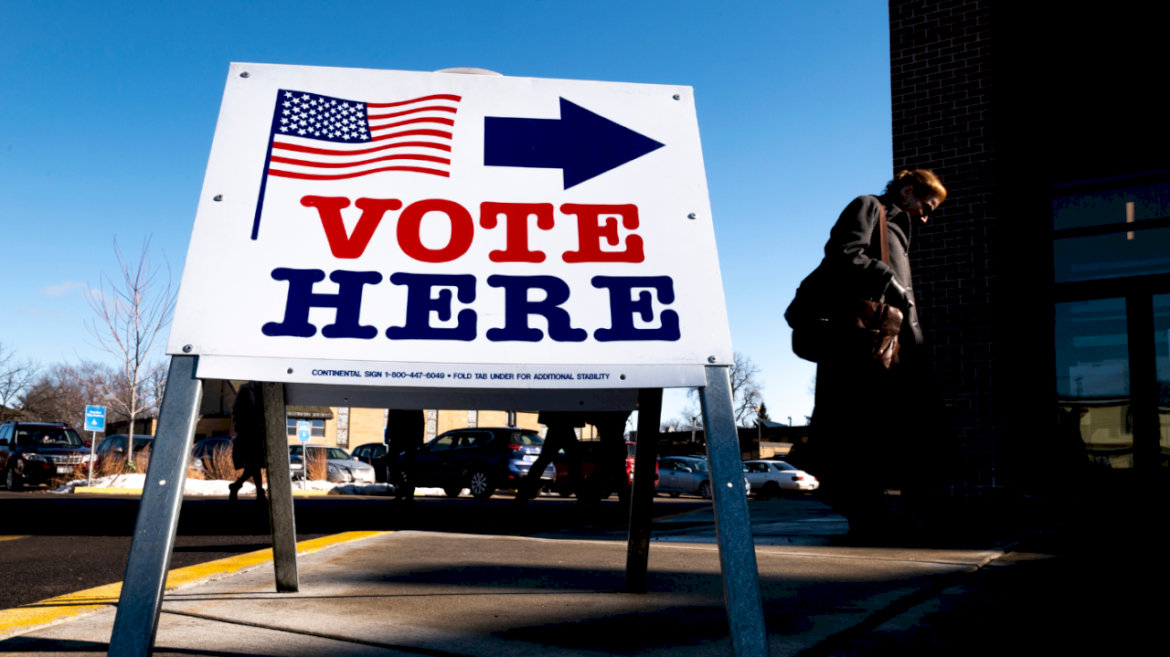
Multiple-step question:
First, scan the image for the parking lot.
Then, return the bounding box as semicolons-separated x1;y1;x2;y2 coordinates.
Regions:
0;489;712;611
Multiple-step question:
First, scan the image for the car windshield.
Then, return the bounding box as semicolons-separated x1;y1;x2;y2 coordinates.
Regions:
509;431;543;446
684;459;709;473
770;461;796;471
627;443;636;457
319;448;351;460
15;427;83;447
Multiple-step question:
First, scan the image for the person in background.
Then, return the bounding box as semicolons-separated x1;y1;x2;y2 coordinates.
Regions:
229;382;267;504
583;411;633;505
385;409;425;502
513;411;586;506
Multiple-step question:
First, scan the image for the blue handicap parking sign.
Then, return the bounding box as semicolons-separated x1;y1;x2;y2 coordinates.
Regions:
84;406;106;432
297;420;311;443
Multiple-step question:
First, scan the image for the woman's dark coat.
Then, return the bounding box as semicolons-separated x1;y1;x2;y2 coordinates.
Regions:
818;194;923;349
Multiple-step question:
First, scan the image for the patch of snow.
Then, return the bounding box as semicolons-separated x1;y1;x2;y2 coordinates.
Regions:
52;474;465;498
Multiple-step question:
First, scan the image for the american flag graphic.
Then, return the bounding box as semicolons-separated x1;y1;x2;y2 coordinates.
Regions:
252;89;461;239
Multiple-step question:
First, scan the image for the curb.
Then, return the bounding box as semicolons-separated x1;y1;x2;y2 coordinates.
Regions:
0;530;387;641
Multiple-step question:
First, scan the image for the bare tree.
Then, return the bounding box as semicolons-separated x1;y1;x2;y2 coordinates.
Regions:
19;361;110;431
681;351;765;428
0;343;39;422
84;239;175;468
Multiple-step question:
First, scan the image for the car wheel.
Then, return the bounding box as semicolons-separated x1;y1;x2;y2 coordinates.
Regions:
468;470;495;500
699;481;712;500
669;492;681;498
443;486;463;498
6;466;23;492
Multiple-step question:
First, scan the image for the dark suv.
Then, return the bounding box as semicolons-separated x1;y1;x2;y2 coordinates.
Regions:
0;421;91;490
404;427;554;499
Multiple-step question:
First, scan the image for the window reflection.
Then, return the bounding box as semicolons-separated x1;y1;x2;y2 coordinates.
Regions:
1055;227;1170;282
1055;298;1132;468
1053;181;1170;230
1152;294;1170;467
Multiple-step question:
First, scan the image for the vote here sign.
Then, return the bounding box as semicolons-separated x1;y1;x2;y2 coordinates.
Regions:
168;63;733;390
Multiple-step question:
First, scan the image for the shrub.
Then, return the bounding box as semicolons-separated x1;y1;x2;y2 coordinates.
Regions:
306;448;327;481
95;453;128;478
134;445;151;473
203;442;243;481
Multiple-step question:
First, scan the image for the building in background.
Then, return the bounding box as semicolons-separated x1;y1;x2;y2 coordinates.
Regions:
887;1;1169;521
190;379;545;450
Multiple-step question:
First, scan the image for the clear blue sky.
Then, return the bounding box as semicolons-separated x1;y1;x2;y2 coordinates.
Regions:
0;0;892;426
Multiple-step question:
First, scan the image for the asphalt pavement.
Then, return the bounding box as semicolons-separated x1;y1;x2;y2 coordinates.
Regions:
0;490;706;611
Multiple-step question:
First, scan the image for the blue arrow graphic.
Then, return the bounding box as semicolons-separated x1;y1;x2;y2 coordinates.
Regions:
484;98;665;189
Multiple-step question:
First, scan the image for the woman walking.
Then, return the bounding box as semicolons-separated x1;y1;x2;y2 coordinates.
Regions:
795;169;946;535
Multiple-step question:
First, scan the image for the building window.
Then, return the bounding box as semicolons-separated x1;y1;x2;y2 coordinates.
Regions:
1053;174;1170;469
1053;181;1170;283
286;418;326;437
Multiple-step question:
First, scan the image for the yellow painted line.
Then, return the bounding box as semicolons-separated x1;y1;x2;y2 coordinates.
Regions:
72;487;144;495
72;487;331;497
0;536;25;543
0;531;387;640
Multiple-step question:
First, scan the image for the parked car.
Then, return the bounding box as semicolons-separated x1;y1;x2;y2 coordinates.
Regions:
93;434;154;471
548;441;658;498
402;427;555;500
744;460;819;497
349;442;390;482
655;455;750;499
0;421;92;490
290;445;376;484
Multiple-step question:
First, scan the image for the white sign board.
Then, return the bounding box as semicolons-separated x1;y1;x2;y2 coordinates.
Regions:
168;63;732;391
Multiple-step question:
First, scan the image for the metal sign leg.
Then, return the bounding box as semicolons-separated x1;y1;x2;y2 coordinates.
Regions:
625;388;662;593
259;381;299;592
699;365;769;657
108;356;203;657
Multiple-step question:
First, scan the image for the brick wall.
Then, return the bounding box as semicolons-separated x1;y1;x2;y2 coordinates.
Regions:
889;0;1002;499
348;408;388;449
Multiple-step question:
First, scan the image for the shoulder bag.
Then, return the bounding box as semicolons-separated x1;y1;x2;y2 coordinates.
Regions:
784;202;903;369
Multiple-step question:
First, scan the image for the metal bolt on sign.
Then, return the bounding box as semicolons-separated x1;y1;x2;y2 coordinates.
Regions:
689;213;697;219
240;71;250;78
182;345;192;353
213;195;222;201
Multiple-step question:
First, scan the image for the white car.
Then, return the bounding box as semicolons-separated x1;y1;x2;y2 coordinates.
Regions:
743;460;819;496
290;445;377;484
